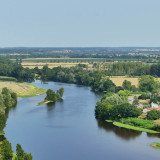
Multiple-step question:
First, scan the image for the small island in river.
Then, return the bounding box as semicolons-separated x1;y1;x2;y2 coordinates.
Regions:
38;88;64;106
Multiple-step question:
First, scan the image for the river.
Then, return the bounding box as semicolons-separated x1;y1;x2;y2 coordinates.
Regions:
4;80;160;160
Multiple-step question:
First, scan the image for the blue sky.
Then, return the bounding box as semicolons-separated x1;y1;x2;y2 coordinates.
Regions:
0;0;159;47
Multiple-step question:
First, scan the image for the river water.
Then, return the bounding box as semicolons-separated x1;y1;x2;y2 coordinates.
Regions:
4;80;160;160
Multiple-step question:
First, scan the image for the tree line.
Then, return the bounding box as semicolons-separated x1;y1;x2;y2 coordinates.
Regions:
0;59;34;82
1;59;160;83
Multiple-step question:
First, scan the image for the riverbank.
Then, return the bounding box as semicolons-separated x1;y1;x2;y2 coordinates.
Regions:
38;100;51;106
0;131;5;136
106;120;160;134
0;81;46;97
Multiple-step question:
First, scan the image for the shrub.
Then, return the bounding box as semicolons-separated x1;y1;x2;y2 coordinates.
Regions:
147;110;160;120
120;118;155;130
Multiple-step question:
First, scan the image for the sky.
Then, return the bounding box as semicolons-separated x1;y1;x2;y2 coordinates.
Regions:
0;0;160;47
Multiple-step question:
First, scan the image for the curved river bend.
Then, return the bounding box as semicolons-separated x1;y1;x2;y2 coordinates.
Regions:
4;80;160;160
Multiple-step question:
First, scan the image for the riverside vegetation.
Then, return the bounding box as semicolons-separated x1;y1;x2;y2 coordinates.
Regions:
95;76;160;134
0;87;32;160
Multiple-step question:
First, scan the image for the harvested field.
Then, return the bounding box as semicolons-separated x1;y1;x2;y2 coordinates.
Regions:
110;77;160;87
110;77;139;87
22;62;93;69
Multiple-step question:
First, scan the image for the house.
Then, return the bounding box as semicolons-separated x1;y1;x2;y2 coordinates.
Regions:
146;99;150;102
151;102;159;108
143;108;160;113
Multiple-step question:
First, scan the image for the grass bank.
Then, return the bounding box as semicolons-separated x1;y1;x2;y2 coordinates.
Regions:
113;122;159;133
0;81;46;97
38;100;51;106
106;119;160;134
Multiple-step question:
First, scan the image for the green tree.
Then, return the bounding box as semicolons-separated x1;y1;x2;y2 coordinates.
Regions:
95;101;112;120
130;85;137;92
103;94;128;105
16;144;24;160
45;89;57;102
111;103;142;120
118;90;131;97
11;92;17;102
147;110;160;120
139;75;160;92
122;80;132;90
24;153;33;160
0;140;13;160
16;144;33;160
0;113;7;130
103;78;116;92
56;88;64;100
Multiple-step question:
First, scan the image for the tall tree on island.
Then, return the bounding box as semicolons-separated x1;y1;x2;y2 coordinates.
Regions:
56;88;64;100
45;89;57;102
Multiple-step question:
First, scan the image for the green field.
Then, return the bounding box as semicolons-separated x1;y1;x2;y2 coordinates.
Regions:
113;122;160;133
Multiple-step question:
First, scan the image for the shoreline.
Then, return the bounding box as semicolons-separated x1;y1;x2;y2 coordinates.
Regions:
106;120;160;134
38;100;52;106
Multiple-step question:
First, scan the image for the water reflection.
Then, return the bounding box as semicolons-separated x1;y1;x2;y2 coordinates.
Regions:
46;100;64;112
97;119;142;140
46;103;56;112
5;103;17;118
147;133;160;138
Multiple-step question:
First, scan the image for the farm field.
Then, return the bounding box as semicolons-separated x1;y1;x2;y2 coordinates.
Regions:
110;77;160;87
14;58;109;69
110;77;139;87
0;81;46;97
22;62;91;69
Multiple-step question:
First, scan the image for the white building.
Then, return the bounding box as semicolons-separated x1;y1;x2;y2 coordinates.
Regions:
151;102;159;108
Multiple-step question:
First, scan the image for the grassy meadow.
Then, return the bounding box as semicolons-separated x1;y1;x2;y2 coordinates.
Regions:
0;81;46;97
